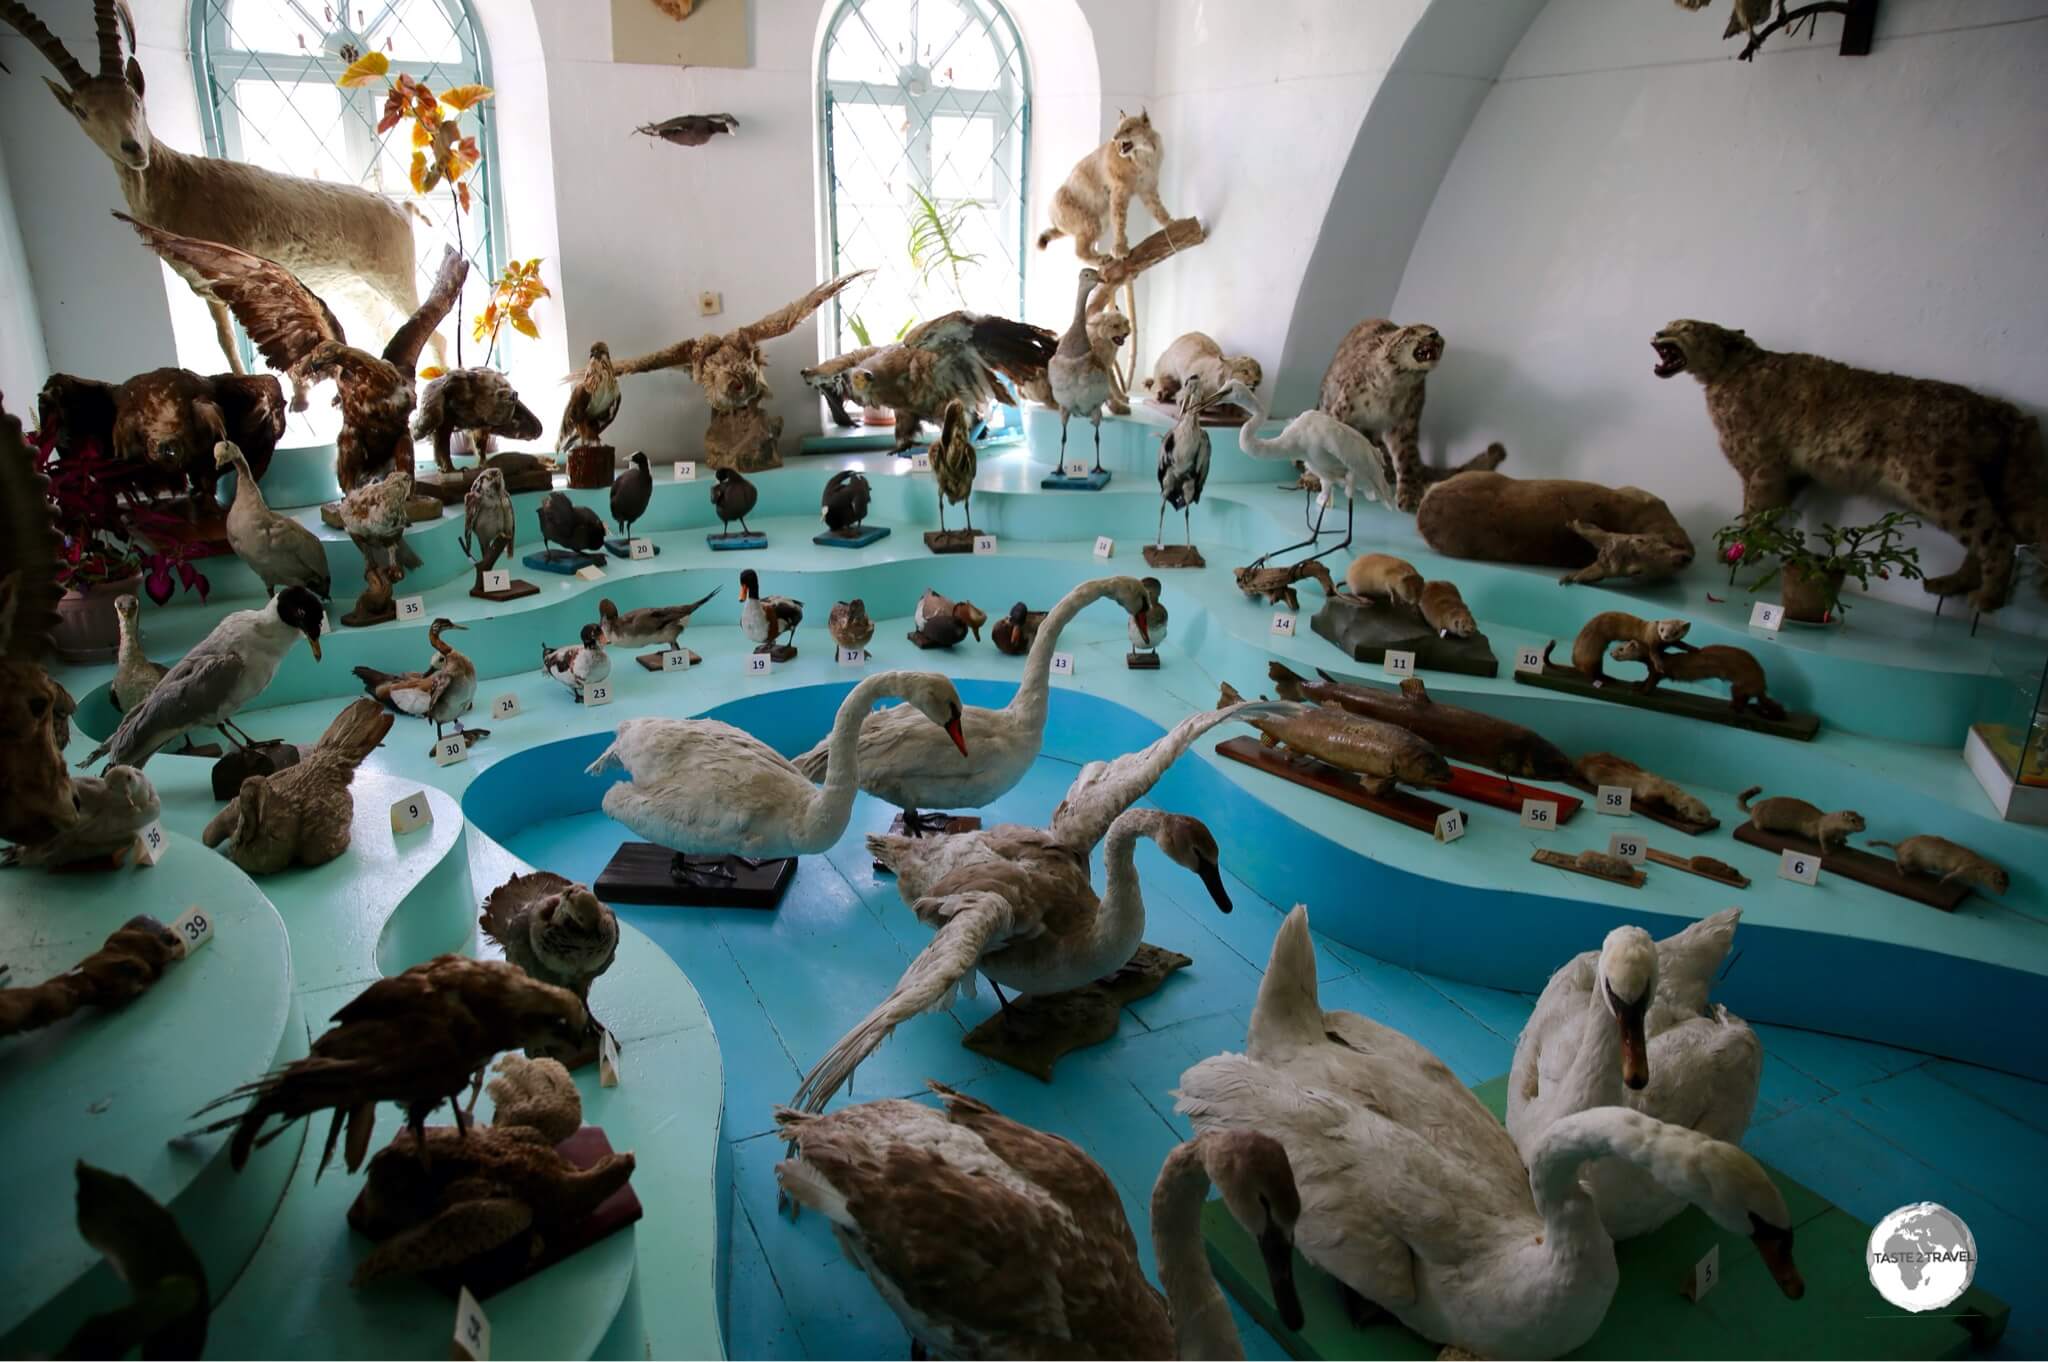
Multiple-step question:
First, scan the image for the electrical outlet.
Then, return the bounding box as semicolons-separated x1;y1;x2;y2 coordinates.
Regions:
698;290;722;316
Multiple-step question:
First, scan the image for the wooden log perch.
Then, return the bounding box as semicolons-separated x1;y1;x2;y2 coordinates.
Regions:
1737;0;1872;61
0;914;185;1036
1088;217;1207;315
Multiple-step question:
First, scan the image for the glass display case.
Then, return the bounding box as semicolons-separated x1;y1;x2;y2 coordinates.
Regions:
1966;551;2048;823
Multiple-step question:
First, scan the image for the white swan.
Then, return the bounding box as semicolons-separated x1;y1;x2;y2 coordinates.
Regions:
1175;906;1803;1360
587;670;966;866
791;575;1150;830
775;1082;1305;1359
1509;907;1763;1240
793;807;1229;1112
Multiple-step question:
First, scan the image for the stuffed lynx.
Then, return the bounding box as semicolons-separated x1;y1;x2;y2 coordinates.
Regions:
1036;111;1176;264
1319;319;1504;512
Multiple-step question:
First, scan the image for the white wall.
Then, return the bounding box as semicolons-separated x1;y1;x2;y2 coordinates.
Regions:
1390;0;2048;619
0;136;48;409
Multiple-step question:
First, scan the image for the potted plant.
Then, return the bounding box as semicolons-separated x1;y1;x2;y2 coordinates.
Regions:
1713;506;1923;624
33;428;210;662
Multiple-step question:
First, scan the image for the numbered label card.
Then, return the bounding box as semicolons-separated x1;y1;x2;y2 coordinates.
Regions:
1064;460;1089;478
1685;1243;1721;1303
1269;612;1297;638
454;1287;492;1362
390;791;433;836
972;534;998;556
661;648;692;673
394;594;426;622
598;1029;622;1089
481;569;511;594
489;693;521;721
1597;784;1633;816
909;451;932;473
837;646;866;667
575;564;606;583
583;681;613;707
746;654;773;677
1434;808;1467;844
1093;535;1115;559
1520;799;1559;830
629;538;655;561
432;733;468;767
134;820;168;867
673;460;697;482
1050;651;1076;678
1778;847;1821;885
1383;649;1417;678
1749;601;1785;632
1607;832;1648;864
1514;645;1546;674
169;905;214;956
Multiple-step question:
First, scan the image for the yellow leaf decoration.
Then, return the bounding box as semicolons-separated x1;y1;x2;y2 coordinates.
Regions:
408;150;431;194
439;83;494;112
510;309;539;339
458;180;473;215
335;51;390;88
411;118;433;148
419;365;448;380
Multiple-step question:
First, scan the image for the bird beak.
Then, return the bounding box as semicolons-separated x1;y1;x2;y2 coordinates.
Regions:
1197;858;1232;914
307;636;323;662
447;622;468;631
1136;613;1151;646
1751;1219;1804;1300
944;716;969;757
1258;1224;1305;1332
1617;1000;1649;1092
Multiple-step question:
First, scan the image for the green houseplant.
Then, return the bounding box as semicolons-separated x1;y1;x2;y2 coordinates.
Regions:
1713;506;1923;623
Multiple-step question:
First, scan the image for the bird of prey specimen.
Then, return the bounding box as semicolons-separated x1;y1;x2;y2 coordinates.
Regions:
412;368;542;472
802;311;1056;454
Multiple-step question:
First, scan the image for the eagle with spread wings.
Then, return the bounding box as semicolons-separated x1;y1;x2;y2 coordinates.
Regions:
801;310;1056;454
614;271;870;414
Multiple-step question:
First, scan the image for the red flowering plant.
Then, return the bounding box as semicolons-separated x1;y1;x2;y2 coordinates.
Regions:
31;425;209;605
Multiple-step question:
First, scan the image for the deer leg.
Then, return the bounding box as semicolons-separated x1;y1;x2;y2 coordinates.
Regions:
208;302;247;377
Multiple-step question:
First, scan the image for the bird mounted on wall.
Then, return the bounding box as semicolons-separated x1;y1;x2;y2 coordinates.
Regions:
558;341;621;452
411;368;542;473
804;311;1056;454
633;113;738;146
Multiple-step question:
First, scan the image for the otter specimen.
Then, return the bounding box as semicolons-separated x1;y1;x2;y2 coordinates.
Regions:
1219;681;1451;796
1574;753;1714;828
1865;835;2009;895
1343;552;1425;606
1737;786;1865;851
1610;639;1786;718
1418;580;1477;639
1270;664;1575;783
1547;612;1690;683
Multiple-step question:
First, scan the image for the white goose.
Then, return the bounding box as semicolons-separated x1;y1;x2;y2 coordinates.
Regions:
1508;907;1763;1240
791;575;1150;831
1175;906;1803;1360
588;670;966;872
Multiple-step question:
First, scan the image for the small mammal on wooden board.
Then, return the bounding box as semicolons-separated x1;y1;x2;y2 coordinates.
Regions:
1609;639;1786;718
1417;579;1477;639
1866;834;2009;894
1738;786;1865;851
1574;752;1714;827
1547;612;1690;682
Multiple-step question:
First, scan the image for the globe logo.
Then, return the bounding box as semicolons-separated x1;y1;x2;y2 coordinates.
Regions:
1867;1202;1977;1312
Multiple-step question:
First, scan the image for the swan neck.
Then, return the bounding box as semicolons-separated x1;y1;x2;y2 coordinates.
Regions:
1012;579;1113;728
1151;1138;1244;1361
1098;809;1164;950
1558;979;1624;1116
806;672;893;842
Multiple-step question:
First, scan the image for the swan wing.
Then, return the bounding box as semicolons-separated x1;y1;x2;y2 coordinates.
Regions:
1505;948;1598;1154
1648;907;1742;1031
1635;1005;1762;1142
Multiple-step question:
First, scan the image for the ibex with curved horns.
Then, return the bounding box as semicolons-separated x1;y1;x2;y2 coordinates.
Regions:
1;0;446;400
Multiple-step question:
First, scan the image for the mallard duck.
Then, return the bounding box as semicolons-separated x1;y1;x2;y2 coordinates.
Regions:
215;441;329;598
598;587;719;653
709;467;758;536
1048;268;1114;474
558;341;621;452
412;368;541;472
538;490;607;560
353;618;478;743
541;625;610;702
989;601;1044;656
828;599;874;655
738;569;802;655
611;451;654;541
908;588;985;649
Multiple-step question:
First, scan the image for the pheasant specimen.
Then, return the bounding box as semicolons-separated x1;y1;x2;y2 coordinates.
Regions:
804;311;1057;453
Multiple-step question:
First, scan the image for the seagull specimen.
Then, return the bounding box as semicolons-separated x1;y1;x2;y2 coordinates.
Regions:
803;311;1057;454
354;617;478;743
84;586;325;768
558;341;621;452
633;112;739;146
412;368;542;472
116;213;466;490
216;440;330;598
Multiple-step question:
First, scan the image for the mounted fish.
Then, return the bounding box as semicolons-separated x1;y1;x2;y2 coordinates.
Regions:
461;467;538;601
480;872;621;1066
1214;679;1463;834
802;310;1055;454
598;586;719;671
201;699;393;873
354;617;482;751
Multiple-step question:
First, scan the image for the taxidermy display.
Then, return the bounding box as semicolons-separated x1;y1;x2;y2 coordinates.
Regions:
216;440;329;598
338;467;423;625
1144;331;1263;404
792;576;1149;832
38;367;287;512
598;587;719;662
1;763;156;868
111;596;218;756
117;214;466;489
586;672;966;882
1218;680;1451;796
201;699;393;874
818;468;874;537
1548;611;1691;684
1221;380;1394;564
1036;109;1177;263
776;1085;1304;1359
989;601;1042;656
738;568;802;657
1416;471;1692;574
1231;558;1335;612
1864;834;2010;895
804;311;1056;454
709;466;760;540
1572;752;1715;829
461;466;518;582
1738;786;1865;851
924;399;978;549
828;599;874;657
1510;909;1763;1240
1176;906;1804;1361
611;450;655;547
1129;576;1166;664
411;368;542;473
615;270;868;470
1048;268;1118;476
5;0;447;381
1022;308;1135;415
797;805;1232;1111
633;112;738;146
536;489;608;565
84;586;324;768
355;617;479;746
0;912;183;1036
907;588;985;649
1560;519;1694;586
1652;319;2046;612
1270;664;1577;785
192;954;593;1177
0;399;79;848
1418;579;1477;639
542;625;610;702
1343;552;1425;606
348;1053;636;1287
479;872;620;1063
1609;639;1787;717
558;341;621;451
1319;318;1505;512
59;1161;210;1362
1153;375;1214;558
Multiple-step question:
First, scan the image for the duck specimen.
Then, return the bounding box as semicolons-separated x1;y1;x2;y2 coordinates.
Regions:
192;955;593;1176
201;698;393;875
738;568;802;656
559;341;622;451
797;806;1231;1110
339;466;424;589
805;310;1057;453
990;601;1044;656
542;625;611;702
1;764;158;869
461;466;517;578
412;368;542;473
818;468;872;537
775;1084;1304;1357
709;466;759;537
84;586;325;768
1174;906;1803;1359
598;586;720;657
118;214;466;489
908;588;986;649
793;576;1149;832
1048;267;1116;475
1508;907;1762;1240
537;489;608;564
353;617;478;745
633;112;740;146
1220;379;1395;565
1129;575;1167;662
587;671;966;881
828;599;874;657
216;440;330;598
109;594;167;716
1155;374;1214;551
479;871;620;1064
611;450;655;544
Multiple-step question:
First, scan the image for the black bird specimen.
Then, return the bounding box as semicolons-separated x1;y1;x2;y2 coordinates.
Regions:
710;466;759;536
537;490;607;563
633;113;739;147
820;469;873;536
611;450;655;544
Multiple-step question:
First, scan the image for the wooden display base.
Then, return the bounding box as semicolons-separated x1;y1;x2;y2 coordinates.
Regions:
1203;1074;2012;1362
813;525;892;549
1441;765;1582;822
341;599;397;628
754;643;798;663
887;812;981;838
211;739;300;801
961;943;1191;1081
566;444;615;489
1515;662;1821;741
1215;737;1453;834
1644;846;1751;888
1143;543;1206;570
524;549;606;575
1039;468;1112;491
1627;803;1721;837
924;528;976;554
707;531;767;551
1534;847;1646;888
634;648;700;671
1310;595;1499;679
604;537;658;559
320;494;442;528
593;843;797;908
1731;824;1970;910
413;468;476;505
1127;651;1161;670
470;573;540;602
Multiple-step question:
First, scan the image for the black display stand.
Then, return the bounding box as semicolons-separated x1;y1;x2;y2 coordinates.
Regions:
594;843;796;908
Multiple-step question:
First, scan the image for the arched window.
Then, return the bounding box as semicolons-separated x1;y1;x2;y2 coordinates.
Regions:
188;0;502;347
818;0;1030;354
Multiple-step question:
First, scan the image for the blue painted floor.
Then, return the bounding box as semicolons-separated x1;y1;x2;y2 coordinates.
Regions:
505;753;2046;1361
